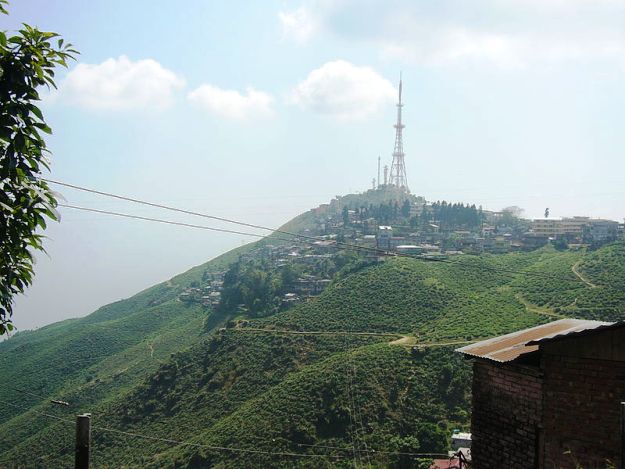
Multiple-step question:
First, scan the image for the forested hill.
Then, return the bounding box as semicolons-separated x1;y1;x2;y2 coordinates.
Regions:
0;194;624;467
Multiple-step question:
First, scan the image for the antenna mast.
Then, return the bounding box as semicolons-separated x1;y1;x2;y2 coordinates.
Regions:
389;73;409;191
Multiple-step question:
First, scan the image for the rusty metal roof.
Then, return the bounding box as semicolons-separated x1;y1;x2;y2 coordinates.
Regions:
455;319;612;363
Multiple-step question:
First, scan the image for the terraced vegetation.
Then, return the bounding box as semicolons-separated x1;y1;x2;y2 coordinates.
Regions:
1;216;624;468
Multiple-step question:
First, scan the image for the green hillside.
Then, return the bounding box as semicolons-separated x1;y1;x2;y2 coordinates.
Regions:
1;202;625;467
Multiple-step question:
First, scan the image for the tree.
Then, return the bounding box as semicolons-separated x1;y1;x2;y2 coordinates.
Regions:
342;206;349;226
502;205;524;218
401;199;410;218
0;1;77;334
500;206;525;228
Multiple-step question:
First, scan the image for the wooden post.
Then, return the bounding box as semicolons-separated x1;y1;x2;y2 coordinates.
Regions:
75;413;91;469
620;402;625;469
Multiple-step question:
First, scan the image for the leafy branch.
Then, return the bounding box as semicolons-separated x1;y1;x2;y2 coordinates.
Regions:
0;0;78;334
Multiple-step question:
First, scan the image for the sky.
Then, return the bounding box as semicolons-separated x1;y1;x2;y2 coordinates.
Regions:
3;0;625;331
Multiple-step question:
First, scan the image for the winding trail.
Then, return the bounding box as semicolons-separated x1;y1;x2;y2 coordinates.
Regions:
572;261;598;289
233;328;400;338
389;336;417;346
393;339;481;348
233;328;481;349
514;292;565;318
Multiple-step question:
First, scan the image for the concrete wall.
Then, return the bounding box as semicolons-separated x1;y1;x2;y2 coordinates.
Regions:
471;359;543;469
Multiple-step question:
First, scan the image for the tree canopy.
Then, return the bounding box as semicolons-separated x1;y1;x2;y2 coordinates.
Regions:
0;0;77;334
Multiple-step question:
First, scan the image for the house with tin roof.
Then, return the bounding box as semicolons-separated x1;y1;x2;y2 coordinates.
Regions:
456;318;625;469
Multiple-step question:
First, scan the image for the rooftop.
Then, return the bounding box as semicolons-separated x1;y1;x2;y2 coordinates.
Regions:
455;319;612;363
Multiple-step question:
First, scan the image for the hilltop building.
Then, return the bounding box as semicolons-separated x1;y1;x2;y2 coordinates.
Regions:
457;319;625;469
377;225;393;250
531;217;619;242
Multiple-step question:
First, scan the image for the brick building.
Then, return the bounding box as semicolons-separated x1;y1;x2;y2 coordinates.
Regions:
457;319;625;468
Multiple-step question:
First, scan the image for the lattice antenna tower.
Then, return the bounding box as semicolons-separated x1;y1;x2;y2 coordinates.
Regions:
389;73;409;191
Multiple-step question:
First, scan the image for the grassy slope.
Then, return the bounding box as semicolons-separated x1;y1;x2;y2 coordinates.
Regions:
1;208;625;468
4;242;625;467
0;209;320;465
0;234;266;446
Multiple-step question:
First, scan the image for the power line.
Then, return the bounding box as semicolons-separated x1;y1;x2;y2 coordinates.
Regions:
0;399;73;424
57;203;393;261
48;179;326;243
228;432;450;458
61;197;596;290
49;179;587;283
89;424;346;460
5;386;70;407
0;398;342;460
57;202;433;267
46;179;439;253
58;204;266;239
0;397;452;460
1;396;451;459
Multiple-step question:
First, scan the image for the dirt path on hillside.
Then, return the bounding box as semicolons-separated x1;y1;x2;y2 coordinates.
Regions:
572;261;598;289
514;292;565;318
389;336;417;346
392;339;479;348
235;328;401;338
234;327;501;352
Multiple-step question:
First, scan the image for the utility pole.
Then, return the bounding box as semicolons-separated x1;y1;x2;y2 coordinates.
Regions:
75;413;91;469
620;402;625;469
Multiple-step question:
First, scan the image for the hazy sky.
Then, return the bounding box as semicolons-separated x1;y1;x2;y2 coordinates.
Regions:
3;0;625;331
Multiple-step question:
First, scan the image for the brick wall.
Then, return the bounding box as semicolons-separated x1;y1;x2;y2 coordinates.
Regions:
542;352;625;468
471;359;543;469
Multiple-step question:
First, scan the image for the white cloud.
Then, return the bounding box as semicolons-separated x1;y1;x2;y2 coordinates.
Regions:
382;26;625;69
285;0;625;69
187;85;274;120
382;28;526;69
278;6;317;43
291;60;396;120
53;56;184;111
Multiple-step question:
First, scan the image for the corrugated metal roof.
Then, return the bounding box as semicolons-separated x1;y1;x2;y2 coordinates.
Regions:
527;320;625;345
455;319;612;363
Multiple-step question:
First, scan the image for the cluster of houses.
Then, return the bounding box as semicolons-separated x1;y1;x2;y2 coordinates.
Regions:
244;243;335;306
310;195;624;256
371;221;621;256
178;195;623;309
178;242;337;309
178;274;224;307
281;275;333;307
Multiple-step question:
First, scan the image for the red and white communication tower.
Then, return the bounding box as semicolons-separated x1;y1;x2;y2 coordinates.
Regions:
389;75;409;191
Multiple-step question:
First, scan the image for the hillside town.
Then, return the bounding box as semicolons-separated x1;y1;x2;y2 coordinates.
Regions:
177;187;624;312
311;189;623;255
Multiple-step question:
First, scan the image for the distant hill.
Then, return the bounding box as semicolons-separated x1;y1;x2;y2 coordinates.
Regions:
0;191;624;468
